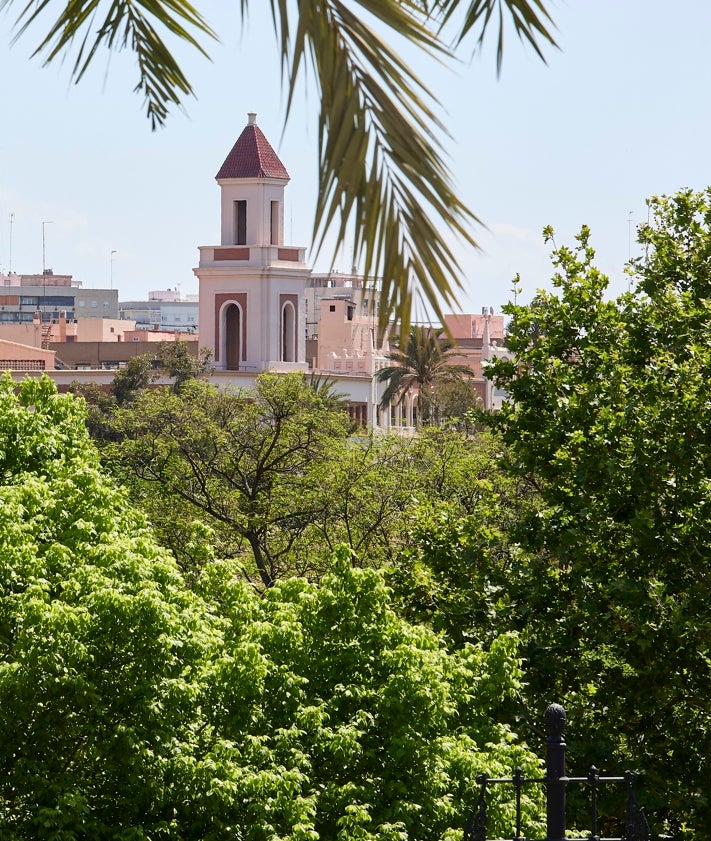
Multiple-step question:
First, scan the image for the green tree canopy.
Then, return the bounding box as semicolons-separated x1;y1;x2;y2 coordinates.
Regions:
481;190;711;838
0;374;544;839
0;374;221;839
101;376;517;584
104;373;351;587
192;550;545;841
155;339;212;393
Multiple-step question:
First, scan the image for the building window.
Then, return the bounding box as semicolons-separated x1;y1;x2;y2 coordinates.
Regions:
91;301;98;308
281;302;296;363
270;201;279;245
79;301;85;307
234;200;247;245
224;303;242;370
0;359;45;371
103;301;109;308
329;305;336;312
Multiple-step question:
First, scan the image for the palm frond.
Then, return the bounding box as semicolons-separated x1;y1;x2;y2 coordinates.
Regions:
4;0;555;328
307;373;350;409
432;0;557;72
3;0;216;128
268;0;478;337
375;324;474;410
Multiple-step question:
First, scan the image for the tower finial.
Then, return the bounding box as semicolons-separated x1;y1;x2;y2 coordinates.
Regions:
248;112;257;125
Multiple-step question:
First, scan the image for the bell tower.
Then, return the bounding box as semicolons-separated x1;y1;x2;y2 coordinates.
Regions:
195;113;310;372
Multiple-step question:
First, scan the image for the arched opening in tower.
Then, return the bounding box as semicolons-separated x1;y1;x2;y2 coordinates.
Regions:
225;303;242;370
281;301;296;362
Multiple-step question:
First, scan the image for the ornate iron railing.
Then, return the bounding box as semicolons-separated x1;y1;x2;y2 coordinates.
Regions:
464;704;650;841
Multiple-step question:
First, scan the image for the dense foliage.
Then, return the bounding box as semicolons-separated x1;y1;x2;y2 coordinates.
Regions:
0;375;217;838
481;190;711;838
97;374;513;586
0;375;543;839
192;551;544;841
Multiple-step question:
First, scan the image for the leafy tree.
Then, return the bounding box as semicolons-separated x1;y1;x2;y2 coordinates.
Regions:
191;550;546;841
156;339;212;393
105;379;521;584
376;325;475;425
482;191;711;838
105;373;351;587
388;428;540;651
301;434;423;567
3;0;555;330
67;379;117;440
431;377;483;431
111;353;155;405
0;373;546;840
0;374;221;839
69;344;212;432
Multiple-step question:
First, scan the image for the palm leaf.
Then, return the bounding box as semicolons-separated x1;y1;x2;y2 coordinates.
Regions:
4;0;555;327
433;0;557;72
2;0;216;128
375;324;474;411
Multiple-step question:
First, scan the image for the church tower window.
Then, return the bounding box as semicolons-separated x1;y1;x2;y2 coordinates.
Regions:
270;201;280;245
234;201;247;245
281;301;296;362
225;303;242;370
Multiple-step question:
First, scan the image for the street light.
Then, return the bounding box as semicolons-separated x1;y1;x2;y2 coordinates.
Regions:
42;220;53;274
42;221;53;321
8;213;14;274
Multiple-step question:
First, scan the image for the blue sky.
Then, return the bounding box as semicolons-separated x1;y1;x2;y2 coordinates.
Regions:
2;1;711;314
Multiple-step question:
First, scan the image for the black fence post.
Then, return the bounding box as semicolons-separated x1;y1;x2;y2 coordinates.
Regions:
545;703;566;841
464;703;649;841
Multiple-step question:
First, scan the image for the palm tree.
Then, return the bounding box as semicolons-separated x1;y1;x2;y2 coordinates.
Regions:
376;324;475;425
4;0;555;332
307;373;350;412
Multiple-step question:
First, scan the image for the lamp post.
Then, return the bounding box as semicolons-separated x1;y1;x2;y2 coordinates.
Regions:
8;213;14;274
42;221;53;320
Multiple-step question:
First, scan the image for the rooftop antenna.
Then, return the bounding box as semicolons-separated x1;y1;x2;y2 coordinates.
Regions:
42;220;53;319
627;210;634;292
8;213;14;274
628;211;634;261
42;220;53;274
110;250;117;290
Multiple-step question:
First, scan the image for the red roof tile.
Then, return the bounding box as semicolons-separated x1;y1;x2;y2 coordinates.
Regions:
216;115;290;180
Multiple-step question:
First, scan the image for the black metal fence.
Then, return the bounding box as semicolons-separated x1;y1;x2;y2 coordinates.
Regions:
464;703;650;841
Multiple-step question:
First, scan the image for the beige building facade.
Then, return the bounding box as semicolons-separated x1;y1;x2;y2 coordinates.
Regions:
195;113;310;374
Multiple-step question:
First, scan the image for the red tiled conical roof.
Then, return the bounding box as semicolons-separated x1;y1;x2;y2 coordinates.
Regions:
216;113;290;180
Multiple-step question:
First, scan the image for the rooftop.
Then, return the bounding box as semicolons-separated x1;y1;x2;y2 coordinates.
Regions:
216;113;290;180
